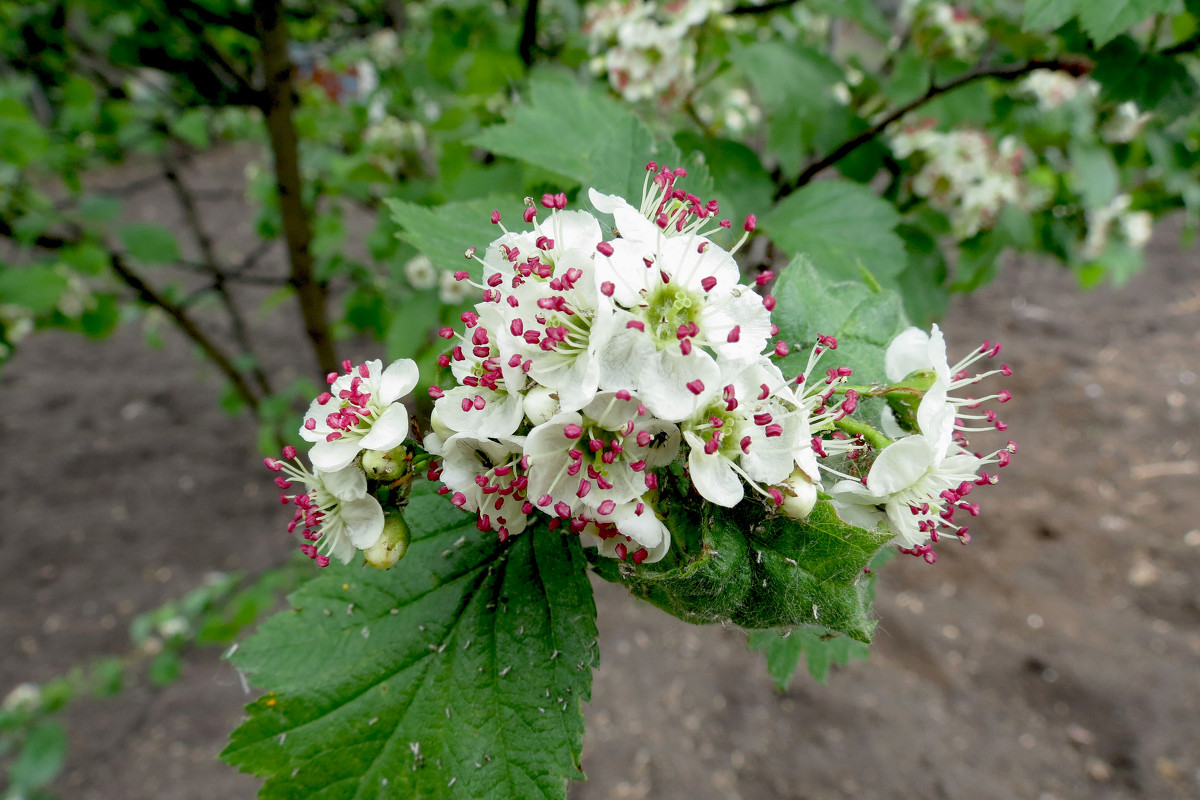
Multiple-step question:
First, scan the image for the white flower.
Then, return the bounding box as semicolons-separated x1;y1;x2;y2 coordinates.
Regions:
432;315;527;438
439;268;474;304
1021;69;1097;111
438;434;532;541
1102;101;1152;144
2;683;41;714
266;451;385;566
403;254;437;289
299;358;418;472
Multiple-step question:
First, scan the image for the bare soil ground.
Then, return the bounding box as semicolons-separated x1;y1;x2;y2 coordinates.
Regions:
1;149;1197;800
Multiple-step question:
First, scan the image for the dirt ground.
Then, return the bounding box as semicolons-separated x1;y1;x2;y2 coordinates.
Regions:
1;148;1198;800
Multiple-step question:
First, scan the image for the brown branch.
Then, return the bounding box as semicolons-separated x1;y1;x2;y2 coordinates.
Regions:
730;0;803;15
1163;32;1200;57
775;56;1093;200
254;0;339;378
161;153;273;396
0;219;262;414
519;0;540;67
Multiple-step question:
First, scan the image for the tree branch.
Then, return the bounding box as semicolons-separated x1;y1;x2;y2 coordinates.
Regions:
161;152;273;396
0;219;263;414
730;0;803;15
253;0;339;377
1162;32;1200;57
775;56;1092;200
519;0;540;67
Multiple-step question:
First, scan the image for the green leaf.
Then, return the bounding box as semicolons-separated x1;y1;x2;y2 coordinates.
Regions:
591;492;890;642
0;264;68;314
9;721;68;791
1022;0;1080;31
76;194;124;225
469;73;682;200
748;626;870;689
1069;142;1119;209
172;108;211;149
760;182;906;286
222;486;598;799
771;258;909;425
673;134;774;219
386;291;442;361
386;196;513;275
119;223;181;264
808;0;890;38
148;651;183;687
1078;0;1175;46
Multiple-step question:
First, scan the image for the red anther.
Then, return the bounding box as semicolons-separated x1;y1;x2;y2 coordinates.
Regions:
589;438;604;453
507;295;519;308
554;501;572;519
704;436;720;455
473;395;486;410
523;206;537;223
646;161;658;172
326;432;342;442
723;325;741;344
264;458;282;471
537;494;552;507
660;270;671;285
304;418;317;431
742;213;757;233
577;479;592;499
629;460;646;472
490;210;501;224
644;473;659;490
614;542;628;560
1001;364;1012;376
553;192;567;209
450;492;467;508
754;412;773;426
810;437;827;458
994;420;1008;431
341;359;352;373
687;379;705;395
755;270;774;286
598;499;616;516
676;324;691;340
438;327;454;340
280;444;297;460
461;398;473;412
597;281;616;298
697;242;710;254
655;213;669;229
768;487;783;506
536;236;554;251
1007;441;1018;453
989;343;1002;358
997;390;1012;403
997;450;1011;467
623;320;645;332
627;547;646;565
315;555;330;567
541;193;556;208
476;515;493;532
736;436;750;454
758;383;770;400
596;474;613;490
680;339;693;355
428;386;444;398
773;340;789;357
923;550;937;564
817;334;838;349
615;390;632;401
762;294;776;311
719;219;732;229
472;346;491;358
325;371;338;385
471;327;489;346
765;424;783;438
637;430;651;447
701;275;717;292
482;289;499;303
563;423;583;439
596;241;614;257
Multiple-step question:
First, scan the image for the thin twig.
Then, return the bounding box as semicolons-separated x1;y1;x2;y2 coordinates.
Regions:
161;152;273;396
730;0;803;15
775;56;1091;200
519;0;540;66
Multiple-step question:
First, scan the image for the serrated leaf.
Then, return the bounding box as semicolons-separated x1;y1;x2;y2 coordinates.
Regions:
1078;0;1174;46
591;492;889;642
119;223;181;264
222;486;598;800
469;73;684;200
1022;0;1080;31
747;627;869;689
385;196;513;275
0;264;69;314
760;182;906;286
9;721;67;791
772;257;908;385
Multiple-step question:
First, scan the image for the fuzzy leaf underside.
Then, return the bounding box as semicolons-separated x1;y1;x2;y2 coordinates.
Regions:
747;627;870;689
221;485;598;800
590;497;890;643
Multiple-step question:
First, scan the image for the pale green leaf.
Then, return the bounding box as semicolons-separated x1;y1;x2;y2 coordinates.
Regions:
1022;0;1080;31
748;627;870;689
119;223;181;265
385;196;515;275
1079;0;1175;46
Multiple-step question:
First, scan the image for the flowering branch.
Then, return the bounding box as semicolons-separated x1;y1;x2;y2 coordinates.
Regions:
775;55;1093;200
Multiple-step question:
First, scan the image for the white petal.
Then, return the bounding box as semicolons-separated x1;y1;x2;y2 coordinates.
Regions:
885;501;925;547
596;323;655;391
885;327;933;382
310;436;365;472
867;436;934;496
685;433;744;507
830;499;886;531
318;464;367;500
359;403;410;451
325;527;358;565
637;349;719;422
379;358;419;403
342;496;386;548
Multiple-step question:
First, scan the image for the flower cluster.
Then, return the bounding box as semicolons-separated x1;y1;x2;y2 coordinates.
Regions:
828;325;1016;563
898;0;987;62
423;165;840;564
1020;68;1099;111
582;0;724;104
264;358;418;566
1081;193;1153;260
890;124;1047;238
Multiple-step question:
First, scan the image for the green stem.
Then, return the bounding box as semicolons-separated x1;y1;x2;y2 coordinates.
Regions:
832;417;893;452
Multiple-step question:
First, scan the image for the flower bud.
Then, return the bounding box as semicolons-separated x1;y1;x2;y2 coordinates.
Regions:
364;513;411;570
522;385;560;426
881;369;938;434
361;446;408;481
779;468;818;521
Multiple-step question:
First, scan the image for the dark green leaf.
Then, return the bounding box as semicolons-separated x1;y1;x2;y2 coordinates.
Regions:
0;265;68;314
386;196;513;275
1078;0;1174;46
760;182;906;286
172;108;211;149
1022;0;1080;32
748;626;869;689
222;486;598;799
